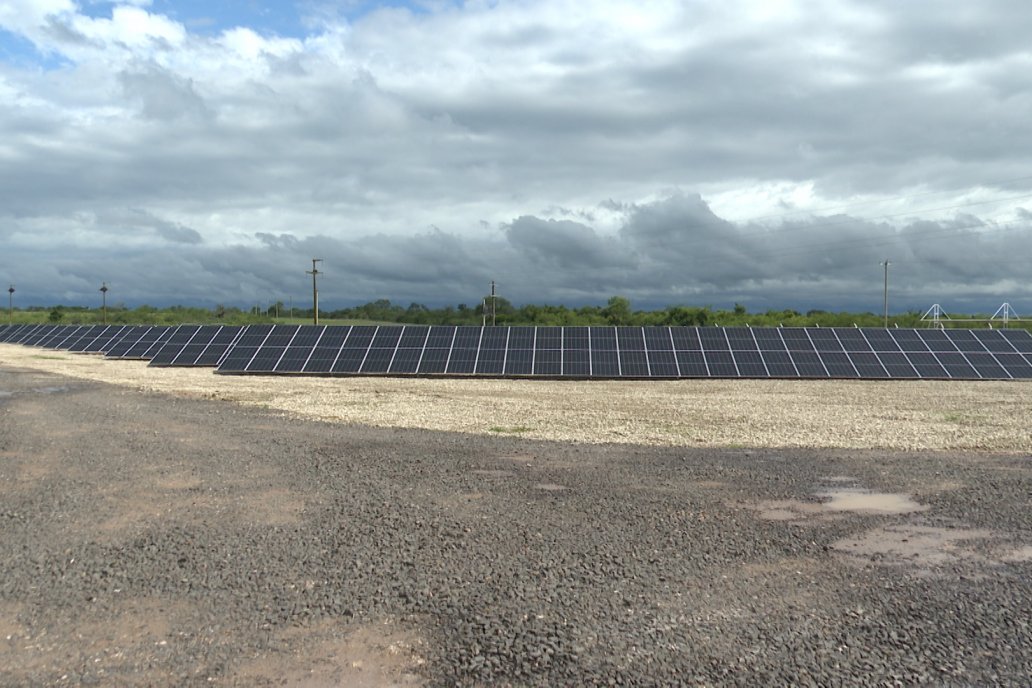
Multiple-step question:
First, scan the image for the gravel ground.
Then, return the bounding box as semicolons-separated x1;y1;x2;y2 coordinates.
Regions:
1;344;1031;451
1;347;1031;686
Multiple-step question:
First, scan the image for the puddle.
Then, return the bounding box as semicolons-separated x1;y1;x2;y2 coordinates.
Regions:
0;390;12;398
816;488;927;515
741;486;926;522
833;524;995;570
34;386;70;394
534;483;567;492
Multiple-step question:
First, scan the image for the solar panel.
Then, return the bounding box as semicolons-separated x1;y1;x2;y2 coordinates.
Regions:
120;326;175;360
0;323;995;381
999;329;1032;353
103;326;153;357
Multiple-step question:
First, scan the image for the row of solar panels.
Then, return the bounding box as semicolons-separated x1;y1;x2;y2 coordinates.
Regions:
3;323;1032;380
0;323;242;366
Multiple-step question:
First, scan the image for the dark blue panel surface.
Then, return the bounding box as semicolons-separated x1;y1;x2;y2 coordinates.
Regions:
698;328;730;351
834;328;874;352
878;352;919;378
850;352;889;378
619;349;650;376
860;329;901;352
889;329;929;352
790;351;828;377
970;329;1018;353
906;352;948;378
398;326;429;349
563;349;591;376
675;351;708;376
670;327;701;351
504;348;533;376
389;348;423;374
819;351;858;378
705;350;738;377
617;327;646;351
732;350;767;376
533;348;562;376
475;348;506;375
943;330;986;352
781;329;816;351
934;352;978;379
999;329;1032;353
752;328;787;351
590;349;619;377
417;348;450;374
808;329;843;352
761;350;797;377
995;353;1032;378
361;348;396;373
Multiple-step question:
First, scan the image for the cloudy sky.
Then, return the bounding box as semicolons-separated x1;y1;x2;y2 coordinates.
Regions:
2;0;1031;314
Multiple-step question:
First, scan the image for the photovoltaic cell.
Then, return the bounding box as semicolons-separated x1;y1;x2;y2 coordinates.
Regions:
820;351;858;378
761;350;797;377
860;329;901;352
808;328;844;352
970;329;1018;353
834;328;873;352
733;350;768;377
999;329;1032;353
943;330;987;352
781;329;816;351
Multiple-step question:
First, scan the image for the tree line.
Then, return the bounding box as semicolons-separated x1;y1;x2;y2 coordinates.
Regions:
4;297;1023;330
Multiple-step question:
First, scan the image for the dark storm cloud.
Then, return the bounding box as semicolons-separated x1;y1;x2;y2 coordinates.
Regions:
1;1;1031;313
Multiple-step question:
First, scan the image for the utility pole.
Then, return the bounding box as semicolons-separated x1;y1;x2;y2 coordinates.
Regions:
7;285;13;325
99;282;109;325
482;280;498;327
490;280;497;326
307;259;322;325
881;260;891;328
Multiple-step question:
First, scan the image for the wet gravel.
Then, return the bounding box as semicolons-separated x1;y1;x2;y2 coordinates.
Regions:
1;366;1030;686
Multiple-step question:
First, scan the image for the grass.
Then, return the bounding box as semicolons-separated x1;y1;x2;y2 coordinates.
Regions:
488;425;534;434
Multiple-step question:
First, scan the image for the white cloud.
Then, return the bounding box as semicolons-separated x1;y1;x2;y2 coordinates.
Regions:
0;0;1030;310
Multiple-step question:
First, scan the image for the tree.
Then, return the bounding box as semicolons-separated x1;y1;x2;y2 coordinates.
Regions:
603;296;632;325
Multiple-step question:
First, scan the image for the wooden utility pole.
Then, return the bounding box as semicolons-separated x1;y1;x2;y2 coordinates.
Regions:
99;282;109;324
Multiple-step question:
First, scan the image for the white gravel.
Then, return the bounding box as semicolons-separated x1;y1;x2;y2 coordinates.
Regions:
2;343;1029;451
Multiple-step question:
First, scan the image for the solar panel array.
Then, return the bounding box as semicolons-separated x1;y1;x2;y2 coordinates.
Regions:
213;324;1032;380
0;324;240;367
3;323;1032;380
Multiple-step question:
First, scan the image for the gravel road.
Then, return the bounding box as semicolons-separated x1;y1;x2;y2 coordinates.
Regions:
1;351;1031;686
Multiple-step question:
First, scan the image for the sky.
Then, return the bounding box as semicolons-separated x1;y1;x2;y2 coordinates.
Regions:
1;0;1031;315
